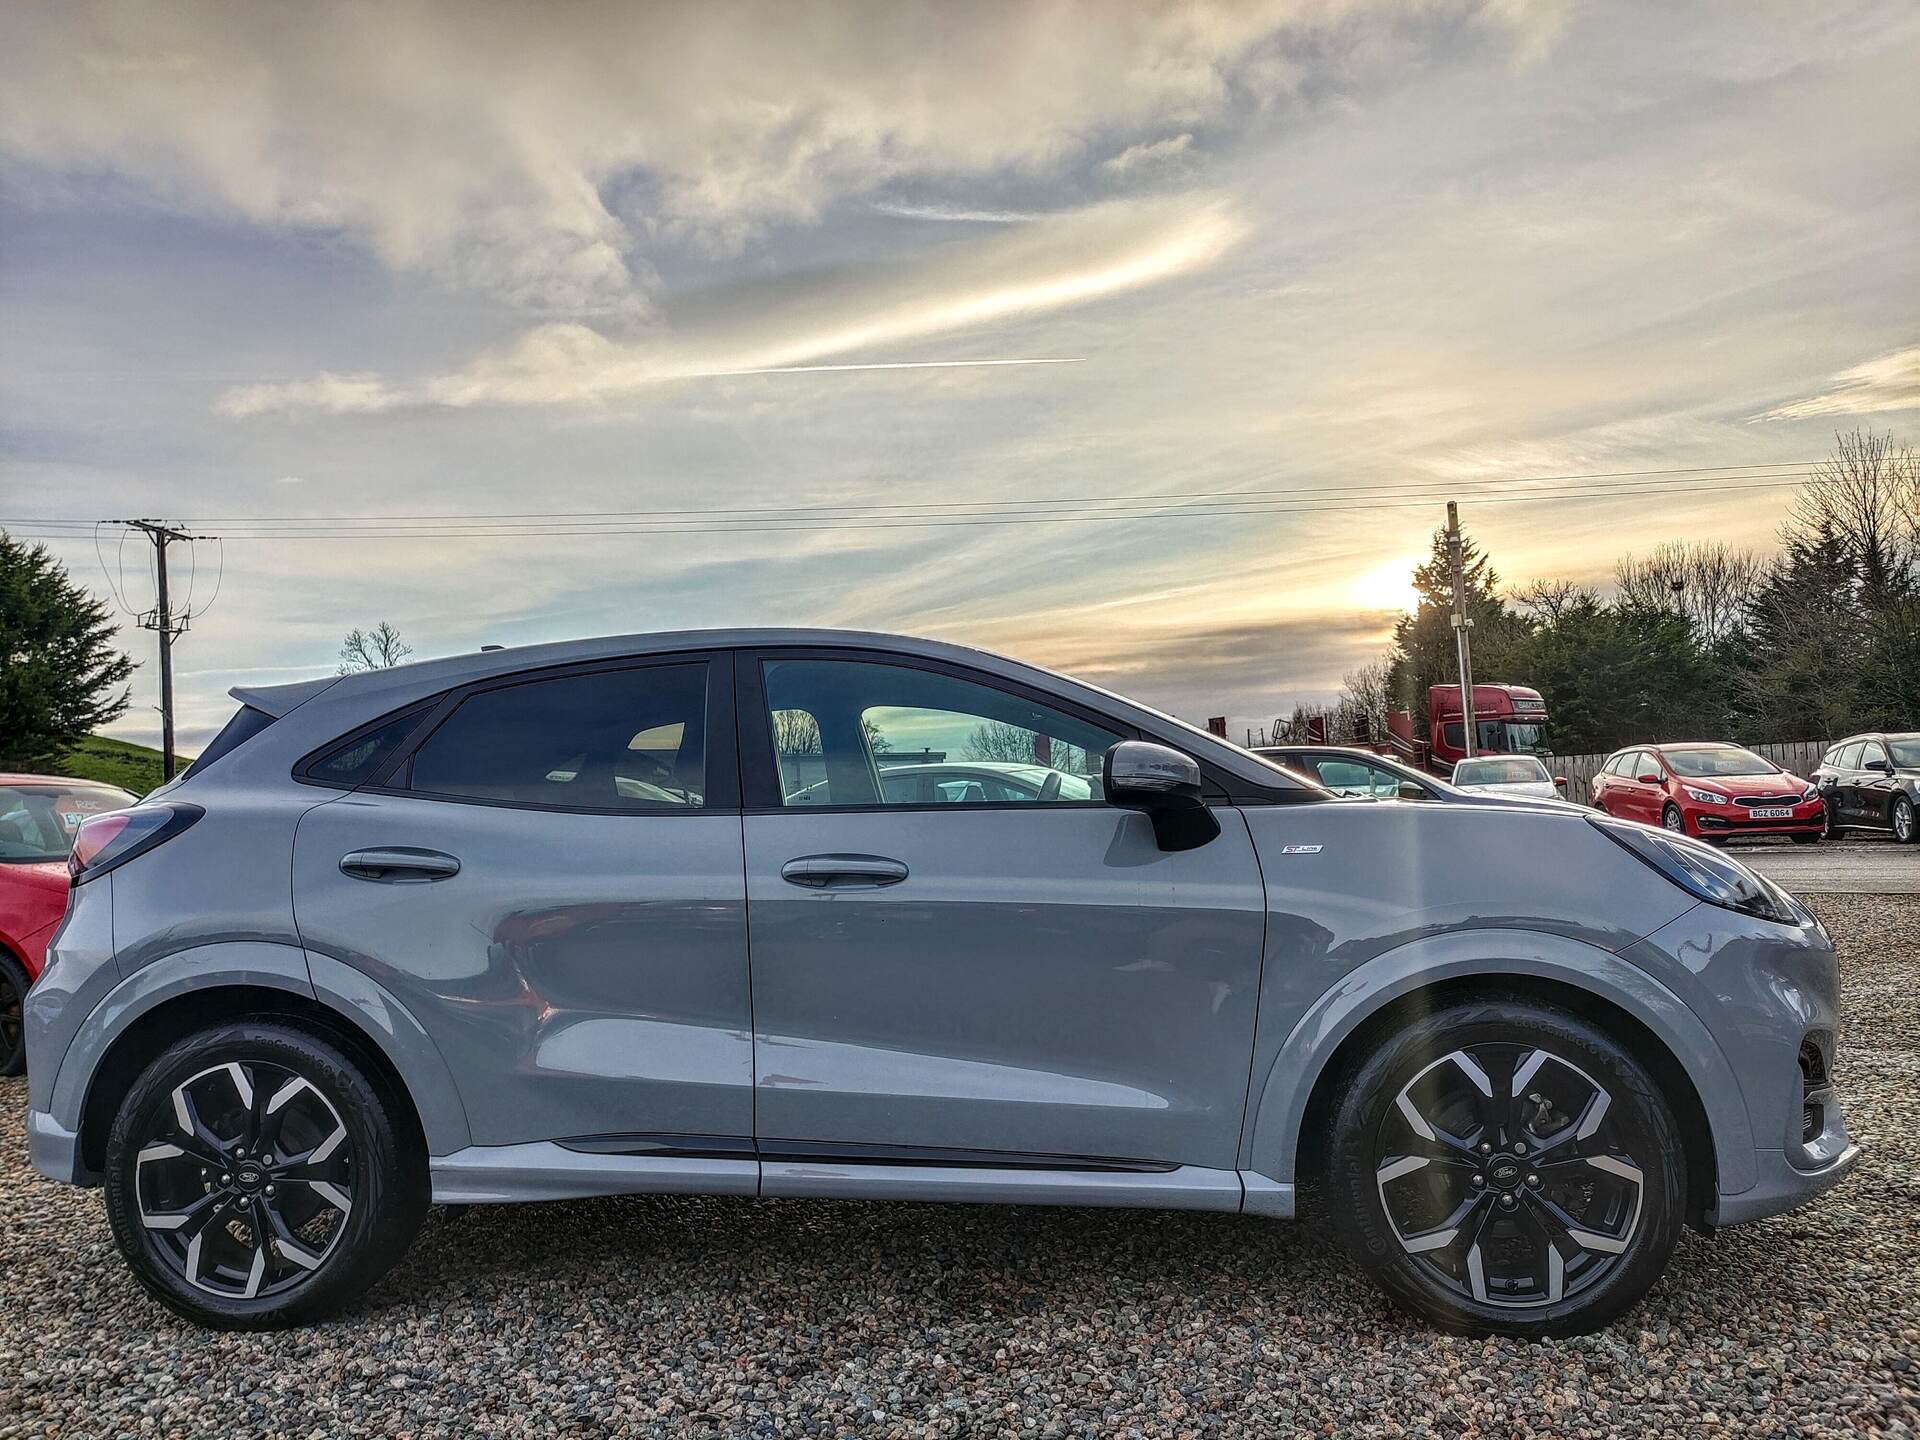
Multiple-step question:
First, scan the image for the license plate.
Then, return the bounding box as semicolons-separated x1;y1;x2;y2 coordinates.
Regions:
1752;807;1793;819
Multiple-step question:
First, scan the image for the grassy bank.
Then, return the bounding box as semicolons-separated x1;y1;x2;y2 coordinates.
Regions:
53;736;190;796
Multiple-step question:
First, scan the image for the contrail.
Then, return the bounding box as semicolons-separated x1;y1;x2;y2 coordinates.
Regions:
688;356;1085;378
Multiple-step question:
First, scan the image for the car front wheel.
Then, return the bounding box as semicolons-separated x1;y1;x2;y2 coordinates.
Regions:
1326;998;1684;1337
103;1022;427;1330
1894;794;1917;845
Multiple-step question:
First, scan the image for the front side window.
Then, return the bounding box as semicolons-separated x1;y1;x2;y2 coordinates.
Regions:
408;664;707;810
1310;758;1401;797
763;658;1121;808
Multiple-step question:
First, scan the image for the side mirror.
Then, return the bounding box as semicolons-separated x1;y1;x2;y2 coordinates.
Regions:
1397;780;1428;801
1637;773;1662;785
1104;741;1219;852
1864;758;1891;773
1553;775;1568;790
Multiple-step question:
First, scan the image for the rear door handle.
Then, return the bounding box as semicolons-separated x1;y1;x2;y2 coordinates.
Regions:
780;854;909;889
340;847;462;883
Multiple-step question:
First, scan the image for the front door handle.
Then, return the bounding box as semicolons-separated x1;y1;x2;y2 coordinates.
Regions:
340;847;462;883
780;853;909;889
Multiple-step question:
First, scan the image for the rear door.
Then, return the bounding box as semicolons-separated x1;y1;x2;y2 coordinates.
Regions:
736;648;1267;1174
1859;739;1897;827
292;653;754;1149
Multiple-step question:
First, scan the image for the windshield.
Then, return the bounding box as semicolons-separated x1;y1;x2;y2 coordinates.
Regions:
0;782;136;863
1454;756;1550;786
1889;738;1920;768
1662;746;1776;778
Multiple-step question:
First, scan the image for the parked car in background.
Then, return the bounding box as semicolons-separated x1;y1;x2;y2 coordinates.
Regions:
1252;744;1441;799
1811;733;1920;843
1450;755;1565;800
0;775;139;1074
1589;743;1823;844
26;631;1855;1337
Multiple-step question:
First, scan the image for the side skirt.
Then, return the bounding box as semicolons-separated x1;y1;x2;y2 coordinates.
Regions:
429;1139;1284;1214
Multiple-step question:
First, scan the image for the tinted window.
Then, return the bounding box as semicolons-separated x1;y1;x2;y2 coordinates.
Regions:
410;664;707;810
306;703;435;788
185;704;276;777
763;659;1121;808
1835;741;1863;770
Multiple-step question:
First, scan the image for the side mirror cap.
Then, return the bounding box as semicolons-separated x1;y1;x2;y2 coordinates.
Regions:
1397;780;1428;801
1553;775;1568;789
1865;758;1891;773
1637;773;1662;785
1103;741;1219;852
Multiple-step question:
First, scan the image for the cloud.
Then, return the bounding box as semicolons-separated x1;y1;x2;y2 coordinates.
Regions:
1758;346;1920;421
0;1;1557;311
872;202;1038;224
1100;133;1197;181
215;193;1247;415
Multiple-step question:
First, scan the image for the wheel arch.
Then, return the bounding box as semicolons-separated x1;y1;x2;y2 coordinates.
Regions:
1244;929;1751;1221
62;944;469;1181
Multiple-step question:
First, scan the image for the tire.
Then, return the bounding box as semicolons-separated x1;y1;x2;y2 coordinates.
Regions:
0;951;28;1077
1325;997;1685;1338
103;1023;427;1330
1821;802;1837;840
1894;794;1917;845
1791;832;1821;845
1661;804;1686;835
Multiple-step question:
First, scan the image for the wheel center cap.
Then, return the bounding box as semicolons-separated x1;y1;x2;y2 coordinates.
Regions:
233;1164;266;1192
1486;1158;1524;1191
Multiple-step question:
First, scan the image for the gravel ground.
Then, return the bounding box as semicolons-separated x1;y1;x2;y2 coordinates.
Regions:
2;895;1916;1439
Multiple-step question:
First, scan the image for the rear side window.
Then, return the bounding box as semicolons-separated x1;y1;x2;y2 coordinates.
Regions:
1833;742;1863;770
303;703;437;788
184;704;276;778
408;664;707;811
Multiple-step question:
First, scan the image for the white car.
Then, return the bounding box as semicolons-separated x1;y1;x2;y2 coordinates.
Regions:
1450;754;1564;800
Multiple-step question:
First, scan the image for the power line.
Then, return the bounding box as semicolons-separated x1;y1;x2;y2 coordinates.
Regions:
0;458;1828;532
0;473;1831;544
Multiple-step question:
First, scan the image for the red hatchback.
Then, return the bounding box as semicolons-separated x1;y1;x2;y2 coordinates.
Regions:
1589;743;1823;844
0;775;138;1074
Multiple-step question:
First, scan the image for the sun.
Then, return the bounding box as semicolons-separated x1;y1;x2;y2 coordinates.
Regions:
1348;555;1422;614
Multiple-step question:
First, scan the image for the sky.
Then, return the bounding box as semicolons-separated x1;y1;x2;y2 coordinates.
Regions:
2;0;1917;750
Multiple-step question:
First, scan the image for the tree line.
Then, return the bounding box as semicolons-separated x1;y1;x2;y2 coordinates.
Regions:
1316;430;1919;757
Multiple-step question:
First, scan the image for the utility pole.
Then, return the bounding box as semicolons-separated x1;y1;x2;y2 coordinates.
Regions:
119;519;211;781
1445;501;1478;760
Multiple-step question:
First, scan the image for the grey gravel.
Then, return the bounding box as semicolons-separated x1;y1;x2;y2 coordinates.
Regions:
2;894;1917;1438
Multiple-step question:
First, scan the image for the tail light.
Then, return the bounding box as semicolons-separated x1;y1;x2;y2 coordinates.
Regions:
69;803;203;884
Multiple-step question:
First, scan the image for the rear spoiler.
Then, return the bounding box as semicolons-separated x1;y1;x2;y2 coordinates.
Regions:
229;674;341;719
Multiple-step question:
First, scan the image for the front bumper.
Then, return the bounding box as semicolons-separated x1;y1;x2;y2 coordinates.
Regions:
1711;1141;1860;1225
1684;798;1824;837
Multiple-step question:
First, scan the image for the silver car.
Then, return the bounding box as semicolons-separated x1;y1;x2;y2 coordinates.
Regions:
25;630;1857;1335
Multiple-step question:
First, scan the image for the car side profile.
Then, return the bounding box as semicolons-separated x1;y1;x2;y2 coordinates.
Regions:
27;631;1856;1335
1589;742;1824;844
1810;733;1920;843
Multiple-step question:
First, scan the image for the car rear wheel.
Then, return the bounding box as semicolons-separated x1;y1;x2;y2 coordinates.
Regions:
103;1023;426;1330
1894;794;1917;845
1325;998;1684;1338
0;952;28;1077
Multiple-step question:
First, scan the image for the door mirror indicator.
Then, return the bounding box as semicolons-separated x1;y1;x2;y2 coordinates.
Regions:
1103;741;1219;852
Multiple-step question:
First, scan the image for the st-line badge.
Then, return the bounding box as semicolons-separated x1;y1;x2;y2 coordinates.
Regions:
1279;844;1323;854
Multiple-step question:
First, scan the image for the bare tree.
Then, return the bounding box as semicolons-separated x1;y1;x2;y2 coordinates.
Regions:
1338;659;1394;740
1790;429;1920;593
1614;542;1763;645
1510;579;1592;626
338;620;413;674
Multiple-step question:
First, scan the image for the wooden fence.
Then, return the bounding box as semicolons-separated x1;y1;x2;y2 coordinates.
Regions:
1547;739;1830;801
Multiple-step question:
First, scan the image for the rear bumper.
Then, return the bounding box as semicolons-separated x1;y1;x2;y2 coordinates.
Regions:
26;1107;89;1186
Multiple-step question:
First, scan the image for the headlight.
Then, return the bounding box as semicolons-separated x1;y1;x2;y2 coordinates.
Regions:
1801;783;1819;801
1683;785;1729;805
1589;815;1803;925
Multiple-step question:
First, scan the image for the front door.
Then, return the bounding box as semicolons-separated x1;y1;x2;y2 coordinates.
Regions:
293;654;754;1148
736;650;1267;1172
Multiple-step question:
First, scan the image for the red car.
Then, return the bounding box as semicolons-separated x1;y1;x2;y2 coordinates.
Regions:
1588;742;1824;844
0;774;138;1074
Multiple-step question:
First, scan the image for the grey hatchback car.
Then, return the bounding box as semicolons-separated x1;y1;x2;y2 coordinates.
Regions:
26;631;1857;1335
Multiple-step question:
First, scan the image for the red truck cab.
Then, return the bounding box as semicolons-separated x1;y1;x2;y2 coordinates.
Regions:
1386;684;1551;777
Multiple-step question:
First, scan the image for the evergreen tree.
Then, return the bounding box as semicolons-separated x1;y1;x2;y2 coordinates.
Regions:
0;532;134;769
